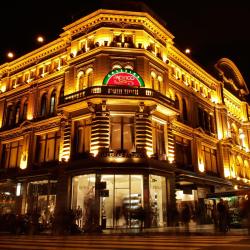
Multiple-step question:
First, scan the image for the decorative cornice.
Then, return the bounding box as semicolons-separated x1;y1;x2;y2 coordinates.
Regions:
62;9;174;43
0;38;69;75
168;46;219;88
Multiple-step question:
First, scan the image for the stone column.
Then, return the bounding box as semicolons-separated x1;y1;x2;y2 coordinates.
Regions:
54;168;71;235
90;101;110;155
135;103;153;156
218;140;232;178
166;119;175;164
59;112;71;162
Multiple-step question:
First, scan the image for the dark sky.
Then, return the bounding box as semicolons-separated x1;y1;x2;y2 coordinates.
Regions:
1;0;250;83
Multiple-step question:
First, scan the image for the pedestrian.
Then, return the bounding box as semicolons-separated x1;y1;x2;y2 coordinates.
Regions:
211;202;218;229
137;206;145;231
217;198;227;232
75;206;83;228
224;200;231;231
181;204;191;233
241;193;250;235
170;206;179;227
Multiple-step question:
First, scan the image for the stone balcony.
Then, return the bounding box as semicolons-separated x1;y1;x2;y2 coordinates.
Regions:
60;86;178;111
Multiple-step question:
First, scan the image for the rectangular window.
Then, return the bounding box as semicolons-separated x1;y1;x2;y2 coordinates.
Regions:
30;70;35;79
38;67;43;76
24;73;29;82
17;75;23;85
175;135;192;168
73;118;91;156
44;64;50;73
11;79;16;88
1;140;23;168
35;131;60;163
198;107;204;128
202;146;218;174
152;121;165;155
110;116;135;152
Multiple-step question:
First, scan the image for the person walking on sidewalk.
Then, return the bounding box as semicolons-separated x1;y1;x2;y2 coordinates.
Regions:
241;194;250;235
217;198;228;232
181;204;191;233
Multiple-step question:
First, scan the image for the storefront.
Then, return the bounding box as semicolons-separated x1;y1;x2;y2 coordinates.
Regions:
26;180;57;225
71;174;167;229
207;190;250;228
0;181;17;214
176;185;214;225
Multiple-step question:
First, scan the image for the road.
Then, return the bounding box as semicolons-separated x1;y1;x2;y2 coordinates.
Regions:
0;235;249;250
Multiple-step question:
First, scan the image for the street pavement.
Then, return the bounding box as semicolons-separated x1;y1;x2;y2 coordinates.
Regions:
103;223;249;236
0;234;249;250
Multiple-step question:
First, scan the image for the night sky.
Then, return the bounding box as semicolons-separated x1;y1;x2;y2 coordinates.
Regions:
1;0;250;83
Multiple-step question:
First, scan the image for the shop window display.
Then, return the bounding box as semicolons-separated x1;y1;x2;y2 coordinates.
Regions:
0;182;17;214
149;175;167;227
26;180;57;227
72;174;168;229
72;174;144;229
208;195;246;228
71;174;96;230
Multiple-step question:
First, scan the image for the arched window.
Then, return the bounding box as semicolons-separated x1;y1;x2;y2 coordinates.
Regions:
77;71;84;91
182;98;188;122
112;64;122;70
175;94;180;109
150;72;156;90
157;76;163;93
124;64;133;70
50;91;56;115
41;94;47;117
231;124;240;145
151;76;155;90
22;101;28;121
15;103;21;124
59;86;64;104
86;69;93;87
243;160;249;179
236;156;243;177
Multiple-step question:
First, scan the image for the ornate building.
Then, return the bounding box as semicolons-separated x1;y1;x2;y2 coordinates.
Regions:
0;2;250;229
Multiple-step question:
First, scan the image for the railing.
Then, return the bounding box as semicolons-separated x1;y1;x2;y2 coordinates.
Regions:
61;86;178;109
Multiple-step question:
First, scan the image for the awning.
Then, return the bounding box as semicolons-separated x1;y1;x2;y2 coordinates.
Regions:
206;188;250;198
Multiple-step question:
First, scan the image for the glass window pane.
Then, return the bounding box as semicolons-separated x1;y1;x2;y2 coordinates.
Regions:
46;137;55;161
115;188;129;228
123;123;134;151
71;174;96;230
131;175;143;209
149;175;167;227
101;175;114;228
9;147;18;168
115;175;129;188
111;123;121;150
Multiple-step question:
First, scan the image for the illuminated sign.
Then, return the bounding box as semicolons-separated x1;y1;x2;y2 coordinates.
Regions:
103;68;145;87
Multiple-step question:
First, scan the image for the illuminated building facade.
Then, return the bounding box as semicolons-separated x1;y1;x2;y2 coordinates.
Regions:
0;3;250;229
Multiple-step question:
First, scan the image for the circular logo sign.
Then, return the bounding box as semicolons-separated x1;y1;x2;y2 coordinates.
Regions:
103;68;145;87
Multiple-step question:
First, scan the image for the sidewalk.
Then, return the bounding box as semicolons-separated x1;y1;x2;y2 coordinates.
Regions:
102;224;249;236
1;223;248;237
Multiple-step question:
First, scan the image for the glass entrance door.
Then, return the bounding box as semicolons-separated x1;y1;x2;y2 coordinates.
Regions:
100;174;143;229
